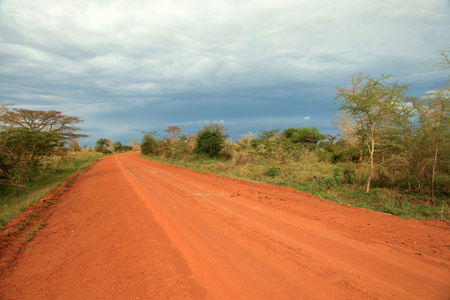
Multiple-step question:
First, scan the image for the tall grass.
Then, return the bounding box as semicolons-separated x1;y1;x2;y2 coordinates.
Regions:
0;150;104;228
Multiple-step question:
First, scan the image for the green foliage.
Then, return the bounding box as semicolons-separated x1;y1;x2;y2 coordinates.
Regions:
93;139;132;153
194;125;228;159
333;73;441;193
140;131;158;155
251;136;302;164
120;145;133;151
172;134;193;160
258;128;280;140
95;138;110;153
113;141;122;152
343;167;356;184
283;126;326;144
320;167;342;191
316;139;362;163
4;128;61;156
265;166;281;178
113;141;132;152
315;149;334;163
333;167;342;183
0;128;61;188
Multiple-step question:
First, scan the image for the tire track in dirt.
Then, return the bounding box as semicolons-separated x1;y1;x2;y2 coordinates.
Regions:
1;152;449;299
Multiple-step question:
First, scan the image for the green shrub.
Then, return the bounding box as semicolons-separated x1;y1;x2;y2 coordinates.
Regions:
141;131;158;155
332;167;342;183
265;166;281;178
283;126;326;144
194;125;228;159
173;138;192;160
316;149;334;163
343;167;356;184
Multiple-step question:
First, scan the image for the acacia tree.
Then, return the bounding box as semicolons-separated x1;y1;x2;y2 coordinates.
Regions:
411;89;449;201
332;111;359;147
164;126;181;144
334;74;410;192
431;48;450;84
0;104;11;128
1;108;89;142
424;47;450;200
0;106;90;191
334;73;365;172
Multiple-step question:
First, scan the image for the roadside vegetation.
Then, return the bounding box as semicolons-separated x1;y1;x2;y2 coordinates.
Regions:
0;107;106;228
140;50;450;222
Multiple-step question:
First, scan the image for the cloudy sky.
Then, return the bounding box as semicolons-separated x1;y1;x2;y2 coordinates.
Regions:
1;0;449;146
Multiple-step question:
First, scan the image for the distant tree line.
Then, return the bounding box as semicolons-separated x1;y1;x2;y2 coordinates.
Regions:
94;138;138;154
140;124;331;162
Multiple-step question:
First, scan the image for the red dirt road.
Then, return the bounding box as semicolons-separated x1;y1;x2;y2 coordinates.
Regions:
1;152;449;299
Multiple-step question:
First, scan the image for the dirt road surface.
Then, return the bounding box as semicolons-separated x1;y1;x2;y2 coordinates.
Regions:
1;152;449;299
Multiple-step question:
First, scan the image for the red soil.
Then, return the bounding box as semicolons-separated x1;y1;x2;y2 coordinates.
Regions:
1;151;449;299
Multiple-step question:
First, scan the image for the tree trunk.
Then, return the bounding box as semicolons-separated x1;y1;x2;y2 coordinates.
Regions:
365;138;375;193
356;146;363;174
431;143;439;204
